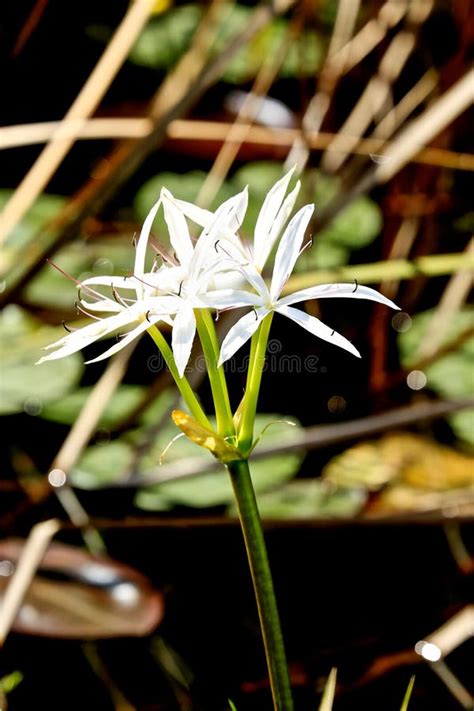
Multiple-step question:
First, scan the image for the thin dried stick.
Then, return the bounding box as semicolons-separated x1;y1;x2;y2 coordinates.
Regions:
314;70;474;232
373;69;474;183
2;118;473;171
0;118;153;149
196;22;293;208
287;0;406;170
322;1;434;172
109;397;474;488
0;518;61;646
413;239;474;361
0;0;295;307
0;0;156;246
373;69;438;140
46;343;136;553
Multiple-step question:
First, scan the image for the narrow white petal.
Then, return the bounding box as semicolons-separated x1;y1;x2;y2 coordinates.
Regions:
270;204;314;301
37;311;133;363
213;187;248;232
170;197;213;227
254;167;296;268
84;316;162;364
80;299;123;313
80;276;137;291
218;308;269;366
198;289;263;310
259;181;301;270
162;190;194;266
134;196;162;292
172;304;197;377
276;304;361;358
190;189;249;282
278;283;400;310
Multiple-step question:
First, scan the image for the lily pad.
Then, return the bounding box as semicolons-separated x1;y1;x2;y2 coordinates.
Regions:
72;440;136;488
398;308;474;445
233;480;366;519
24;239;135;310
128;5;323;83
0;540;163;639
0;306;83;416
41;385;147;428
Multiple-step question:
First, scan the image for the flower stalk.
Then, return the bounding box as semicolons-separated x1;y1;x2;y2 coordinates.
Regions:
38;169;400;711
227;458;293;711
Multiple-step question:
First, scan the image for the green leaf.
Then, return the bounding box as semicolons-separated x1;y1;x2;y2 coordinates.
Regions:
24;239;135;310
448;409;474;447
318;195;382;249
0;670;24;695
129;5;202;70
244;481;366;519
398;308;474;364
0;191;65;254
72;440;135;489
128;5;323;82
296;240;349;271
41;385;146;427
400;675;415;711
0;306;83;416
398;308;474;445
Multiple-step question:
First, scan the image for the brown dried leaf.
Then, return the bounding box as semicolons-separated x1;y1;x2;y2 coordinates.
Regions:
0;540;164;639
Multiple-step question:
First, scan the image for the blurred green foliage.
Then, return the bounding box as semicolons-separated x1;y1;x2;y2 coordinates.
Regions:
398;307;474;446
128;4;324;82
0;306;83;415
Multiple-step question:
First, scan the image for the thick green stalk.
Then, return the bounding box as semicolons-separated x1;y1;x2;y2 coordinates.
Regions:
238;312;274;453
195;309;234;437
147;325;211;430
227;459;293;711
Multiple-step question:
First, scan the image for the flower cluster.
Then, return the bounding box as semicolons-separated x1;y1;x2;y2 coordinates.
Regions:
38;169;398;373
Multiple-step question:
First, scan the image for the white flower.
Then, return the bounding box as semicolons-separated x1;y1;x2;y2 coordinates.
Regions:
198;203;399;364
37;186;249;371
162;168;300;273
36;197;176;365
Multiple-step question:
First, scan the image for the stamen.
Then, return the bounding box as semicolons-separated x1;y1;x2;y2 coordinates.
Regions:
177;281;183;297
252;308;258;320
145;310;151;323
75;301;101;321
132;233;137;247
298;237;313;257
46;260;105;303
112;285;128;307
352;278;359;293
62;321;77;333
149;236;178;266
331;330;335;336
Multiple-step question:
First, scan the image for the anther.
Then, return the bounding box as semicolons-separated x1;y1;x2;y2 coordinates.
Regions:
145;310;151;322
352;278;359;293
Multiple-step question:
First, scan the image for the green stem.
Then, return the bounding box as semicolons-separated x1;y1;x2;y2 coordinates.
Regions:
227;459;293;711
147;325;211;430
195;309;234;437
238;312;274;453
